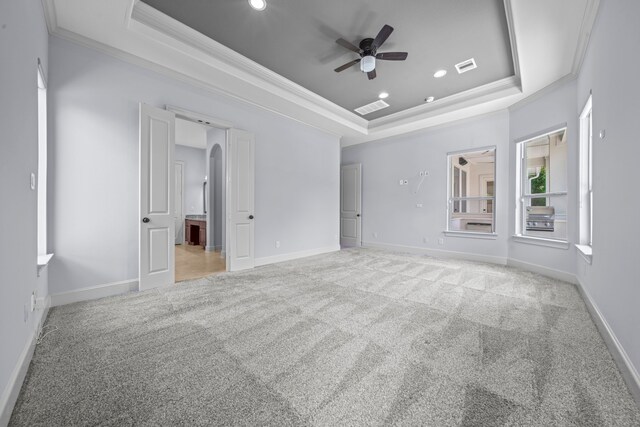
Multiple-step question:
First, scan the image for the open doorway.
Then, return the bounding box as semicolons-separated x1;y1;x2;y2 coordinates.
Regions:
174;117;226;282
139;103;256;290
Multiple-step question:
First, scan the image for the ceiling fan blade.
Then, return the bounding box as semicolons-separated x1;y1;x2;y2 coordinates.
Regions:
334;59;361;72
367;69;377;80
376;52;408;61
336;38;361;53
372;24;394;50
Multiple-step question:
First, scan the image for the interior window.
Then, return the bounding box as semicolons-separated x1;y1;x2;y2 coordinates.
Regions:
517;128;568;241
447;148;496;234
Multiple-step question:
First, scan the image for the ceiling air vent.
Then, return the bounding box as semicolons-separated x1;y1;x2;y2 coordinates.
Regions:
354;100;390;116
455;58;477;74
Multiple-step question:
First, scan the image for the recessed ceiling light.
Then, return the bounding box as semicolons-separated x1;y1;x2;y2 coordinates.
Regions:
378;92;389;99
426;96;435;103
248;0;266;11
433;69;447;78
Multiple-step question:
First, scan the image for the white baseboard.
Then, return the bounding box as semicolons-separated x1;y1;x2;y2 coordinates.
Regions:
0;297;51;426
254;245;340;267
575;277;640;407
507;258;577;284
362;241;508;266
50;279;138;307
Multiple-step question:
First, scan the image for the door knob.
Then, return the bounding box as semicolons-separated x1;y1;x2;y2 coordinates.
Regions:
356;214;361;217
249;215;254;220
142;217;150;223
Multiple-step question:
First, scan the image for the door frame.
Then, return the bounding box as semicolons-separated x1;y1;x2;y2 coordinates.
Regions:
340;163;362;248
165;105;236;274
175;160;185;244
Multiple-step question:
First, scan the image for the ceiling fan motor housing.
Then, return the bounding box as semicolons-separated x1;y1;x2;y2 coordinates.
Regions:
359;38;376;56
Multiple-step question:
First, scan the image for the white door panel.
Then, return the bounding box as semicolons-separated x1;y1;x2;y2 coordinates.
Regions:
139;103;175;290
340;164;362;247
227;129;255;271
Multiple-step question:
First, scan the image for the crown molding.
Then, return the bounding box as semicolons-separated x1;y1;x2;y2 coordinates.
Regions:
504;0;521;80
40;0;57;34
571;0;600;76
41;0;601;146
130;1;368;134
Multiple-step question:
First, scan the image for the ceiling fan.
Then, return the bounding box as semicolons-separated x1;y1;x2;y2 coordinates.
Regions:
334;24;408;80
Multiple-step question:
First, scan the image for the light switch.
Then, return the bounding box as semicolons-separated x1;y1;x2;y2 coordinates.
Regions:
30;173;36;190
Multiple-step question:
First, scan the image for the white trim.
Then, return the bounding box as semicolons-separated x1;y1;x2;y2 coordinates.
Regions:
362;241;508;266
506;258;577;284
0;297;50;426
443;231;498;240
130;2;367;133
512;234;570;249
50;279;138;307
254;246;340;267
503;0;521;80
508;74;577;112
575;276;640;406
166;105;233;130
575;244;593;264
571;0;601;76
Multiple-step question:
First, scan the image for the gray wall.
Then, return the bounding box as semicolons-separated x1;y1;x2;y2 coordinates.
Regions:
0;0;50;419
48;36;340;294
175;145;206;215
575;0;640;382
342;0;640;388
508;80;578;275
341;111;510;261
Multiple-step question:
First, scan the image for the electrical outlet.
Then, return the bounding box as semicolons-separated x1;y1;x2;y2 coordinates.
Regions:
438;238;444;245
416;203;423;208
399;179;404;185
275;240;280;249
403;180;408;185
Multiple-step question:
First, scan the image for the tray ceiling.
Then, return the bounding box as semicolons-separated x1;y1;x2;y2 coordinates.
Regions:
141;0;516;120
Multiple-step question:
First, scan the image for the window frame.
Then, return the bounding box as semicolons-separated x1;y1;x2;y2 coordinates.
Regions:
514;125;569;247
37;58;52;271
577;95;593;262
445;146;497;238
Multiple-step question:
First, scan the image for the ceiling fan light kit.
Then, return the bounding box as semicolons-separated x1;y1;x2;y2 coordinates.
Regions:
334;24;408;80
360;56;376;73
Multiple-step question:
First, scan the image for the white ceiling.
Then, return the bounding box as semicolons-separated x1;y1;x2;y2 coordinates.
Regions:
41;0;599;146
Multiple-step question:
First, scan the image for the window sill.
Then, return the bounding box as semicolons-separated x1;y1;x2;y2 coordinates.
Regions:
511;235;569;249
37;253;54;276
444;231;498;240
575;244;593;264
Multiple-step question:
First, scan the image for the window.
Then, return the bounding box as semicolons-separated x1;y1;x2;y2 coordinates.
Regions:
516;128;568;242
37;60;47;258
579;96;593;248
447;147;496;234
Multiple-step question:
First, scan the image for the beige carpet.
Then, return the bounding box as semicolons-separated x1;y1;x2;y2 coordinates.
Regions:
10;248;640;425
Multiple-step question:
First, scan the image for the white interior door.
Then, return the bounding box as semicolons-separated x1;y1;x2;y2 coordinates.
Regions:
174;161;184;244
139;103;176;290
227;129;255;271
340;163;362;247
